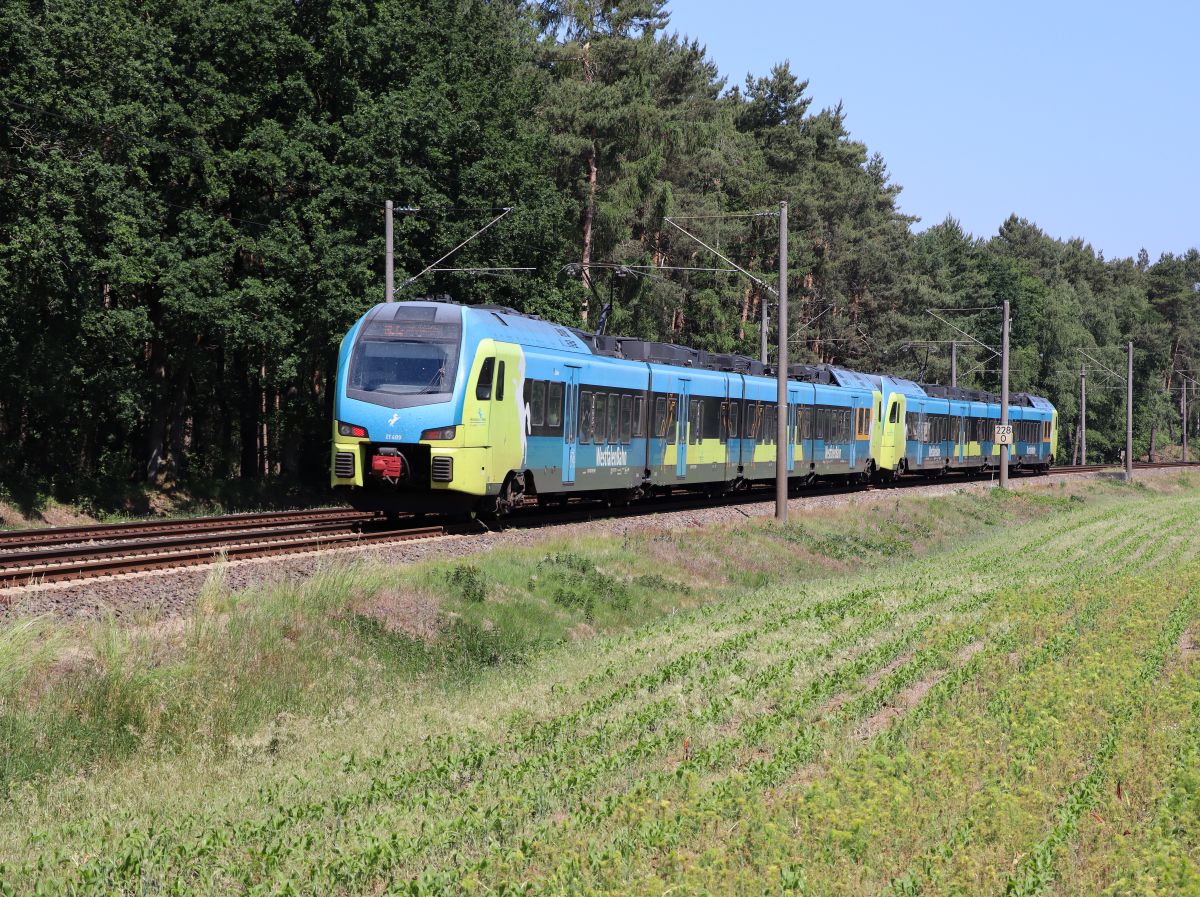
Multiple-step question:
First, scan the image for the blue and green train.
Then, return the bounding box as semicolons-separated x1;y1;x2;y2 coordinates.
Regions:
331;301;1058;515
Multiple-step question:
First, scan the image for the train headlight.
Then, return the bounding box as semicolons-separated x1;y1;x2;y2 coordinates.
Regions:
338;421;368;438
421;426;457;441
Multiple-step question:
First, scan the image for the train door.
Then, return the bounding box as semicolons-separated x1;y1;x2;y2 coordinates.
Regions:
850;397;860;470
879;390;906;473
561;365;581;485
787;386;799;474
487;344;525;482
676;379;691;479
733;375;746;474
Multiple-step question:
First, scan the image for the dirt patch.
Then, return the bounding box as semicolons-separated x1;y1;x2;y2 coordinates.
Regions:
1176;627;1198;662
864;652;914;690
37;503;98;528
816;692;851;717
788;762;824;788
857;671;944;740
568;622;597;641
956;640;986;663
855;641;985;739
352;587;441;643
0;503;27;528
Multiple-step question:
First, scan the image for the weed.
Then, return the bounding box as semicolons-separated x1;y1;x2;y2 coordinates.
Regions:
446;564;489;603
535;553;631;621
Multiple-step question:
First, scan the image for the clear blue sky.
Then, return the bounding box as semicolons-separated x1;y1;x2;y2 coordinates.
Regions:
666;0;1198;261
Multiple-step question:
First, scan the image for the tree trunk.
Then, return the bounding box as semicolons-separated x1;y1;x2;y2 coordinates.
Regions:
260;362;269;477
165;370;191;482
217;342;232;472
1149;422;1158;462
739;283;751;340
238;353;258;479
580;141;598;325
578;38;596;325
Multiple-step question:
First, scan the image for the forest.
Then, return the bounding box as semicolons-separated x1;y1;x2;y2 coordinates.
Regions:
2;0;1199;505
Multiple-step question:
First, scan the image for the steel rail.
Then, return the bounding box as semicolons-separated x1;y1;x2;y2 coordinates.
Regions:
0;520;370;567
0;508;377;549
0;525;446;588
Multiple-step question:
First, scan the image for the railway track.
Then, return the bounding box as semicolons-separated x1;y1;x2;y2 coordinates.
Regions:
0;507;378;548
1;460;1195;590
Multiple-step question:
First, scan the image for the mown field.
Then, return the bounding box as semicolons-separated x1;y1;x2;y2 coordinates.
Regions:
1;476;1199;895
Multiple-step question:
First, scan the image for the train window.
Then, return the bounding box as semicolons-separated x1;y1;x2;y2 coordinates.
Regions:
620;395;633;443
496;361;506;401
633;396;645;437
719;401;728;443
607;394;620;445
530;381;546;427
889;401;899;424
664;398;677;441
594;394;607;443
476;358;495;401
579;392;593;444
688;399;701;444
654;397;667;436
547;382;563;428
730;402;739;439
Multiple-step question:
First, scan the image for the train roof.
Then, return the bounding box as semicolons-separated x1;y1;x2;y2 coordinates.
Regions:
371;300;1055;410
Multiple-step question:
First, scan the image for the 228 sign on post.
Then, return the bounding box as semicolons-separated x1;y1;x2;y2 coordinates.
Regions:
994;424;1013;445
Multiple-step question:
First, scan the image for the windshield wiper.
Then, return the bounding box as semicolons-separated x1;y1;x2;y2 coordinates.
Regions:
414;366;448;395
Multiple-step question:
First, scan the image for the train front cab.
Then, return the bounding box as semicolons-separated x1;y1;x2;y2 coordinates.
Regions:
330;302;533;514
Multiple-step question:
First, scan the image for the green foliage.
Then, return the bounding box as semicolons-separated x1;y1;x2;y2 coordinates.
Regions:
445;563;489;603
535;552;631;620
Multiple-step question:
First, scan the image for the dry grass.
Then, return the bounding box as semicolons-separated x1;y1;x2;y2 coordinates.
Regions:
351;585;442;644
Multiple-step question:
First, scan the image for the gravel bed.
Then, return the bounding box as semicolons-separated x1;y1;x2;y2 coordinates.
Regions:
0;467;1166;623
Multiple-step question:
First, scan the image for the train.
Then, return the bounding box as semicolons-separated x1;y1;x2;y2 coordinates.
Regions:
330;300;1058;516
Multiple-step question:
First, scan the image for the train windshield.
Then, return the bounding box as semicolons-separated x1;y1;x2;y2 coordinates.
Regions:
347;320;462;407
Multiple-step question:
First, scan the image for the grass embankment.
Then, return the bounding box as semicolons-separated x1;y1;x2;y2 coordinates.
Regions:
1;475;1198;895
